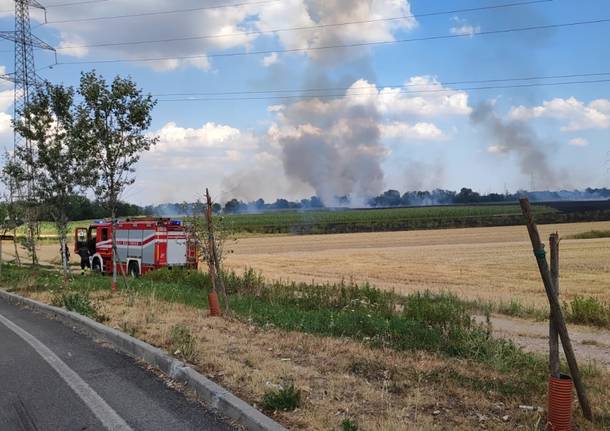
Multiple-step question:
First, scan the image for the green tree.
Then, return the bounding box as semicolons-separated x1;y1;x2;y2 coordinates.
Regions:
8;83;95;277
77;71;157;288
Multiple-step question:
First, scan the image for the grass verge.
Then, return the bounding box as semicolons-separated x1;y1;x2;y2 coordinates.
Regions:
1;264;609;429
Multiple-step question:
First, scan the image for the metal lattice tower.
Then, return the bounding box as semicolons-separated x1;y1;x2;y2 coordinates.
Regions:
0;0;55;150
0;1;55;266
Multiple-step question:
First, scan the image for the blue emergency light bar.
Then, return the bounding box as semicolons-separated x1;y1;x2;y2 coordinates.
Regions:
170;220;181;226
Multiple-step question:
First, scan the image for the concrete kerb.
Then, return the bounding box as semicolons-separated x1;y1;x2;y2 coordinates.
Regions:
0;290;287;431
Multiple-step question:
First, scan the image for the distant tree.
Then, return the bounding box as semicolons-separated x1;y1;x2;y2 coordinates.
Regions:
309;196;324;208
455;187;481;204
8;83;95;276
272;198;290;210
254;198;265;211
77;71;157;288
223;199;241;214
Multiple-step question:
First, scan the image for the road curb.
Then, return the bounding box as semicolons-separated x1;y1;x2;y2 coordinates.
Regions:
0;290;287;431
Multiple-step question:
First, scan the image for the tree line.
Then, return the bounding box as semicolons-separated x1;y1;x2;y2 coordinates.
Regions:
169;187;610;215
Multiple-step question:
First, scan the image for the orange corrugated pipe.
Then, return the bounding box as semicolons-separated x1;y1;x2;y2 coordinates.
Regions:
208;291;222;317
547;374;573;431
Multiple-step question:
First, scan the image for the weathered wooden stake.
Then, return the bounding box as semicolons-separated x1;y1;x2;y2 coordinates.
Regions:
549;232;560;378
205;190;218;294
519;198;592;420
205;189;228;310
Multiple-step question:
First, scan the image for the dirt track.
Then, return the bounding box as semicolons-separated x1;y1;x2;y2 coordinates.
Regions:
484;315;610;371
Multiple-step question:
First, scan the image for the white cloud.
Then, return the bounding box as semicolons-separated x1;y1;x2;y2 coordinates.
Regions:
487;144;508;154
0;112;12;134
224;149;243;161
0;89;14;113
509;97;610;131
36;0;260;71
377;76;472;117
568;137;588;147
255;0;417;64
380;121;445;140
262;52;279;67
450;17;480;37
153;121;258;153
56;32;89;58
23;0;418;71
450;24;480;37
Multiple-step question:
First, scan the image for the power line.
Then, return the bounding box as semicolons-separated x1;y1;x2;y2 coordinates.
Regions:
2;71;600;99
154;78;610;102
52;0;552;50
45;0;110;7
53;18;610;66
150;72;610;97
0;0;109;13
44;0;282;24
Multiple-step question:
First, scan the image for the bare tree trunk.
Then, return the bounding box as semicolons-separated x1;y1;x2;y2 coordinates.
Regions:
111;208;117;290
12;228;20;266
59;231;69;280
206;189;228;310
26;206;38;266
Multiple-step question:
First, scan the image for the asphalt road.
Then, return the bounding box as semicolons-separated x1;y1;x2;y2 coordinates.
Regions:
0;297;239;431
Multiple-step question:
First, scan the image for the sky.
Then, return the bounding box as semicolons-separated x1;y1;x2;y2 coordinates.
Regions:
0;0;609;206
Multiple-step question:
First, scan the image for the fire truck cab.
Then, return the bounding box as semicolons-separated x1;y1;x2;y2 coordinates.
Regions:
74;218;196;277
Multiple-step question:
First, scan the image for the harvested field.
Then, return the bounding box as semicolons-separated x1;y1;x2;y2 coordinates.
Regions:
225;221;610;309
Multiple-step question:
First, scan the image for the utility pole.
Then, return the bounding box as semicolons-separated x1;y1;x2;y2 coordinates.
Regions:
0;1;56;266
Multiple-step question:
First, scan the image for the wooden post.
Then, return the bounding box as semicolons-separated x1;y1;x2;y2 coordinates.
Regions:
205;189;228;309
204;191;218;294
205;188;229;310
519;198;592;420
549;232;560;378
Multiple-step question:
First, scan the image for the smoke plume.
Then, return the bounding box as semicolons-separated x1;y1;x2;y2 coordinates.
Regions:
272;81;386;206
470;102;559;189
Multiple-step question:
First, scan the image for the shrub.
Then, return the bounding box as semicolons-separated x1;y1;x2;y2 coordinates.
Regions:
169;324;197;363
402;291;471;332
262;381;301;412
52;290;104;321
566;296;609;327
341;418;358;431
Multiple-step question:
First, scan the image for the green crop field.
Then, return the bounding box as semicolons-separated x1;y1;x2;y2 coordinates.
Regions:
17;202;610;238
16;220;93;238
221;204;558;234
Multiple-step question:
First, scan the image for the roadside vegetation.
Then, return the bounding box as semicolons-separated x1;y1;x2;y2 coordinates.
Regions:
1;264;609;429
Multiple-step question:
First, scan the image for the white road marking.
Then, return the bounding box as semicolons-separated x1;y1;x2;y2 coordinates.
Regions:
0;312;133;431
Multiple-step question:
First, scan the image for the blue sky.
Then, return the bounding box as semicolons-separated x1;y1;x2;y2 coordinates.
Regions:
0;0;609;205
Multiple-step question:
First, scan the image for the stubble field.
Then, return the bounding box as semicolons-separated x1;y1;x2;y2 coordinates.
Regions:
225;220;610;309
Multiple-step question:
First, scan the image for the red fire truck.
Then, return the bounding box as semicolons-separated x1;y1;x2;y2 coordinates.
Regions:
74;218;197;277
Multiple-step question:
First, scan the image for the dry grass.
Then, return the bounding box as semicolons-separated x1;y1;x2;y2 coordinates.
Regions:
225;221;610;309
23;289;610;431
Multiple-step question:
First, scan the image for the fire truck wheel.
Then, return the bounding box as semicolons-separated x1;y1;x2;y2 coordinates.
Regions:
128;261;140;278
92;258;102;273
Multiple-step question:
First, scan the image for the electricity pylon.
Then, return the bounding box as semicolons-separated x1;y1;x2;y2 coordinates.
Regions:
0;0;55;149
0;0;56;266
